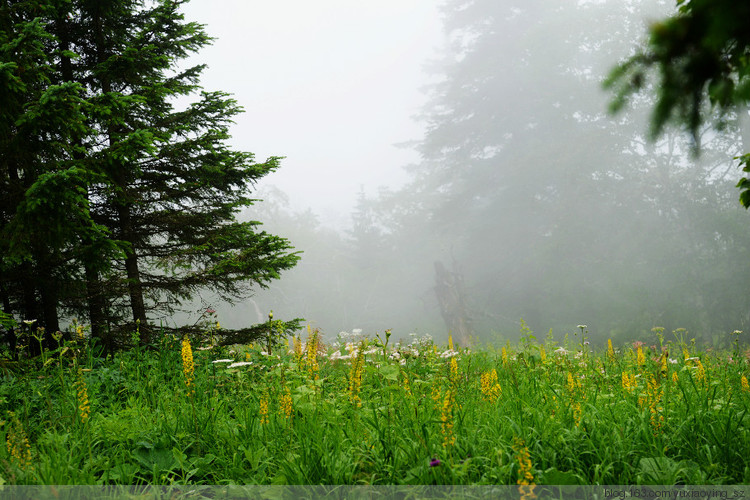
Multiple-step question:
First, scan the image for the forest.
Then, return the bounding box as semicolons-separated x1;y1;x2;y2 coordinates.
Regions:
2;0;750;490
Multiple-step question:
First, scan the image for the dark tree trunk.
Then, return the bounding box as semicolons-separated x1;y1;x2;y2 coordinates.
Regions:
57;10;111;349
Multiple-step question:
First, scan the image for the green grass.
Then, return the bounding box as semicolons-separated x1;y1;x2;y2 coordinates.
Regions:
1;328;749;485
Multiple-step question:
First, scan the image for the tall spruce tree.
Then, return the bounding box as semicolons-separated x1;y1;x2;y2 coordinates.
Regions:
1;0;300;350
1;0;119;349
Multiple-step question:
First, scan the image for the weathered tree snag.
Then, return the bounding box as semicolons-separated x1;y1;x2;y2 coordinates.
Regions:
433;260;472;346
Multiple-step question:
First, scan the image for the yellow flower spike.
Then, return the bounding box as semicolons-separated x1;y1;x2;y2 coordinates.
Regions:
440;390;456;447
348;349;364;407
6;412;33;470
694;359;706;386
672;372;679;384
278;386;293;420
637;345;645;367
181;337;195;397
539;345;546;365
647;376;664;434
259;391;269;425
501;346;508;366
74;367;90;424
513;437;536;500
660;351;668;378
741;375;749;393
480;369;502;403
448;335;454;352
449;356;459;385
607;339;615;362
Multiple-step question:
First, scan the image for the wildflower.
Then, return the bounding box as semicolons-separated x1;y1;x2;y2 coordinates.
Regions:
693;358;706;386
607;339;615;362
449;356;459;385
554;347;568;356
539;345;547;364
212;359;234;364
6;412;33;470
513;437;537;500
278;385;293;420
348;348;364;407
293;334;303;366
181;337;195;397
228;361;253;368
647;376;664;433
622;371;637;393
259;391;269;425
402;371;413;398
741;375;749;393
440;390;456;447
501;346;509;366
431;384;442;411
448;335;454;351
636;345;645;367
74;367;90;424
567;372;584;426
306;327;320;379
672;372;679;384
429;457;441;467
480;369;502;403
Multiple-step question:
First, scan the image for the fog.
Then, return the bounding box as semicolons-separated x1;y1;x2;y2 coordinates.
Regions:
180;0;750;348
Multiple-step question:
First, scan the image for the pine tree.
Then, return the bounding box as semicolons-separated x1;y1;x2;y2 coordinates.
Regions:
1;0;300;349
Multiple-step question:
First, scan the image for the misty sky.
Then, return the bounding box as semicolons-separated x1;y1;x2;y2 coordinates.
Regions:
180;1;444;226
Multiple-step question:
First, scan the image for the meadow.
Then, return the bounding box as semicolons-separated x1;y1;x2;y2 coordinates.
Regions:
1;324;749;486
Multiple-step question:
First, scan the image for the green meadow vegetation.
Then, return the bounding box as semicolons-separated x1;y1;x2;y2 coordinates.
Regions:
1;323;749;486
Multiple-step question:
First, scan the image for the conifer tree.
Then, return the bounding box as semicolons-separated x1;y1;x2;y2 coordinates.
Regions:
1;0;300;349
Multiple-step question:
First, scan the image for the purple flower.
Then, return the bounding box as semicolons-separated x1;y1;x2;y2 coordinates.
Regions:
429;457;441;467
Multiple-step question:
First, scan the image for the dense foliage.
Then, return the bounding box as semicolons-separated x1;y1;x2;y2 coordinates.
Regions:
1;327;749;485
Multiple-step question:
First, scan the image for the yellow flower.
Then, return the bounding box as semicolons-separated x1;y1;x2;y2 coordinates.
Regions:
306;328;320;379
636;345;645;367
692;358;706;386
448;335;454;351
622;371;637;393
440;390;455;447
293;334;303;365
74;367;90;424
348;349;364;407
181;337;195;397
501;346;509;366
402;371;412;398
672;372;679;384
647;376;664;433
513;437;536;500
607;339;615;362
449;356;459;385
278;385;293;420
539;345;547;365
6;412;32;470
259;391;269;425
480;369;502;403
741;375;749;393
431;384;443;411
